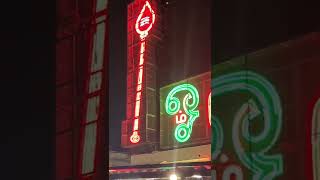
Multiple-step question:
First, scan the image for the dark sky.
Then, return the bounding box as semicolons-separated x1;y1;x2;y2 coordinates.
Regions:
212;0;319;64
158;0;211;86
108;0;127;151
0;0;54;178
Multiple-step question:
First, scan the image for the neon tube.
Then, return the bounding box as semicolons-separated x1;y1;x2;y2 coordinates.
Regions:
165;84;200;143
129;1;155;144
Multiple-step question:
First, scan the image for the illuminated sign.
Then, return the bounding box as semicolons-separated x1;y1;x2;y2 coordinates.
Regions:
160;72;211;149
165;83;200;143
135;1;155;39
122;0;159;149
129;0;155;144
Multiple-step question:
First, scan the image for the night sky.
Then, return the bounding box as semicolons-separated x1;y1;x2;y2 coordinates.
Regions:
212;0;319;64
108;0;127;151
0;0;54;178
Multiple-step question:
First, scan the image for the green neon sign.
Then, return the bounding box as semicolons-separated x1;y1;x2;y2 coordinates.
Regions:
165;84;200;143
211;70;283;180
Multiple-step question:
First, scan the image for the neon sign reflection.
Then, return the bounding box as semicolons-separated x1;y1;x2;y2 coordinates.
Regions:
211;70;283;180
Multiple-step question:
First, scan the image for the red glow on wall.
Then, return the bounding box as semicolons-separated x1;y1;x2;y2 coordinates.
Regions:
129;0;156;144
208;91;211;126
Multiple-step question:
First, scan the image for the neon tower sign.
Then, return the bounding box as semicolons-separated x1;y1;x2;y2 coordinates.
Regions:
129;1;155;144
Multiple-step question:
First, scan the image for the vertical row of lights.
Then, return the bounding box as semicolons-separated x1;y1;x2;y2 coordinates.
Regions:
130;1;155;144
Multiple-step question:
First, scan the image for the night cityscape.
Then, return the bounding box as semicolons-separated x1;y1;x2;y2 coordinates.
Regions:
2;0;319;179
1;0;316;179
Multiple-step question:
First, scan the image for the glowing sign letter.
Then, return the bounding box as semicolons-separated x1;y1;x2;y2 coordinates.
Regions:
176;111;187;124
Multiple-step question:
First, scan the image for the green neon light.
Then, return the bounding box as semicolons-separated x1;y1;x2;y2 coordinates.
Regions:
211;116;224;160
165;84;199;143
211;70;283;180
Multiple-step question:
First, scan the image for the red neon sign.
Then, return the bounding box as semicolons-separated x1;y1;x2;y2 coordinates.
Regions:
208;91;211;126
130;1;155;144
135;1;155;39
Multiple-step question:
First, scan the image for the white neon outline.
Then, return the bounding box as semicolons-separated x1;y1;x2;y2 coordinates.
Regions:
135;1;155;39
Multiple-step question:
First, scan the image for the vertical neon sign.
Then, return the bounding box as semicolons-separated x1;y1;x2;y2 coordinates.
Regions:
130;1;155;144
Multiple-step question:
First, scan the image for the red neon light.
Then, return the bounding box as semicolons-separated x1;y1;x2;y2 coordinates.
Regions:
137;67;144;84
137;84;142;91
135;1;155;39
140;41;146;53
130;131;140;144
129;1;155;144
133;118;139;130
208;91;211;126
136;91;141;101
134;99;140;117
139;54;145;65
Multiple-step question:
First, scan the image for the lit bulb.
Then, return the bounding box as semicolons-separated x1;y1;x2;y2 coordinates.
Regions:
169;174;177;180
192;174;202;178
